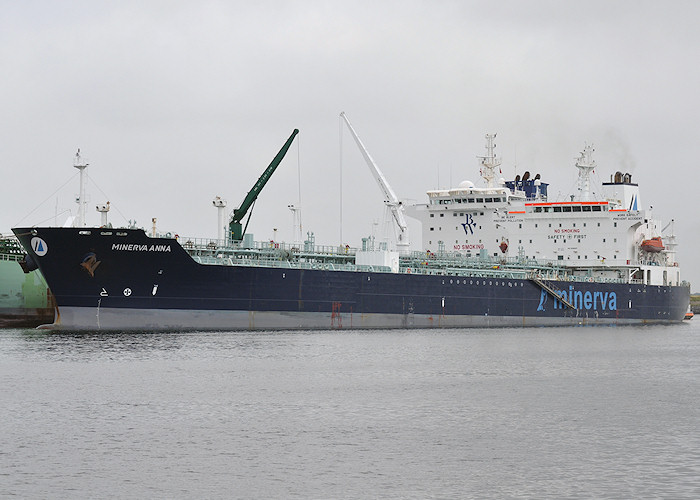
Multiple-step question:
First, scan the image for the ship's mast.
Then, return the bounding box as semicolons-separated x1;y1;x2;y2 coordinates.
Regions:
212;196;227;242
74;149;89;227
477;134;501;188
288;204;302;248
575;144;596;201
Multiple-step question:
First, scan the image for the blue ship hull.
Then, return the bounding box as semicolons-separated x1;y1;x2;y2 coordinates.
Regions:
13;227;690;330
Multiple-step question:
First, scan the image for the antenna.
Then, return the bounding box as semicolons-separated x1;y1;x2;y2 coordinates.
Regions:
339;116;343;245
291;131;303;248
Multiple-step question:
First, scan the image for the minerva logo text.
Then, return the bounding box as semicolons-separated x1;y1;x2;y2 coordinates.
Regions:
537;285;617;311
112;243;172;252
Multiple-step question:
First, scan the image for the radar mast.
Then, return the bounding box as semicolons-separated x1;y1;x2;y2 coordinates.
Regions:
575;144;596;201
477;134;501;188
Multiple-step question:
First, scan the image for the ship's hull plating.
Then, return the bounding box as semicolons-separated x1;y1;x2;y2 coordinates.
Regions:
13;227;690;331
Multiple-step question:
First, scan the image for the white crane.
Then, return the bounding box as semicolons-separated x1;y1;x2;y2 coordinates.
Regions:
340;112;409;251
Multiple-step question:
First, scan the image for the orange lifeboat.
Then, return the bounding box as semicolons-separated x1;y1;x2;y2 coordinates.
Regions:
640;236;664;253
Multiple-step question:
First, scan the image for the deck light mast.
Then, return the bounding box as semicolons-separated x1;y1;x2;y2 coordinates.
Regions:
74;149;88;227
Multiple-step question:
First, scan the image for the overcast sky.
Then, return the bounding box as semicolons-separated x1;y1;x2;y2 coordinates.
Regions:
3;0;700;288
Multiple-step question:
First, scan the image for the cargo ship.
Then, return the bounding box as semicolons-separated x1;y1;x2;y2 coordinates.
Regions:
13;118;690;330
0;234;55;327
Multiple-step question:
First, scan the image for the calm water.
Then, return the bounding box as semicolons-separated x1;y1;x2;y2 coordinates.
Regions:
1;323;698;499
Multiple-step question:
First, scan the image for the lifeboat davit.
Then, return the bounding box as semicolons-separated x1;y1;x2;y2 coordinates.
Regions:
640;236;664;253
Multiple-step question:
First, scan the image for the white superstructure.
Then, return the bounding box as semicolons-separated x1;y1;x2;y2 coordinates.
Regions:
405;135;681;287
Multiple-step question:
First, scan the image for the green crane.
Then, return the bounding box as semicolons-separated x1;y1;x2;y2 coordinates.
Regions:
229;128;299;242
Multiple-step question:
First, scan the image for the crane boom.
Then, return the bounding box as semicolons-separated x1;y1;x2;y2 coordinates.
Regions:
229;128;299;241
340;112;409;249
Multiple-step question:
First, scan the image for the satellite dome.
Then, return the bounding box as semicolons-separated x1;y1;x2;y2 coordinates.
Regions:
458;180;475;189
